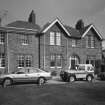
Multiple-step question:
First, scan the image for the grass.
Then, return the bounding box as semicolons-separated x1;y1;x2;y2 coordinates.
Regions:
0;81;105;105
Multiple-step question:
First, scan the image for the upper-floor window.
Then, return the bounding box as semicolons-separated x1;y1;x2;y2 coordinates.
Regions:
50;32;55;45
72;39;76;47
56;32;61;45
50;32;61;46
0;32;5;44
86;35;95;48
20;34;29;45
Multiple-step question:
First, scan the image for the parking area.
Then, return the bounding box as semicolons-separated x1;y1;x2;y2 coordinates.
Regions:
0;77;105;105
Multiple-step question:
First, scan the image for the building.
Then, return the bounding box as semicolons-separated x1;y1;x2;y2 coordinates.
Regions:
0;11;103;74
0;10;40;74
39;19;103;74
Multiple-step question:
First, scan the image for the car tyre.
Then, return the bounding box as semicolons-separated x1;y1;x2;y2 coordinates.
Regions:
86;75;93;82
38;77;45;85
2;78;12;88
69;76;75;83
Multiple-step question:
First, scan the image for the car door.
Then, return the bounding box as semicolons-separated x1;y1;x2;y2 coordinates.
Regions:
26;68;39;82
76;65;86;79
13;71;29;82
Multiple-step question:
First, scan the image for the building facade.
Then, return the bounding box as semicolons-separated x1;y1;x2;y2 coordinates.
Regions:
0;11;103;74
39;19;102;74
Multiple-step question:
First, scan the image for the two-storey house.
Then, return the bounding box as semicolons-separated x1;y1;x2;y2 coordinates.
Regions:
39;18;102;74
0;10;40;74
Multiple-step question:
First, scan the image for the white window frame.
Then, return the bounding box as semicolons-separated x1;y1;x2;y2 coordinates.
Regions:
72;39;76;47
50;32;55;45
20;34;29;45
0;53;5;68
56;32;61;46
56;54;62;68
50;54;55;68
0;32;5;44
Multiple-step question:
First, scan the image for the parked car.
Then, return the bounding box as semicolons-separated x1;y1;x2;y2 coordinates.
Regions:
60;64;94;82
0;67;52;87
98;72;105;80
97;65;105;80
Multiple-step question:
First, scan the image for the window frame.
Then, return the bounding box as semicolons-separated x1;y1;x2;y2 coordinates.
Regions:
17;54;33;68
0;53;5;68
72;39;76;47
0;32;5;44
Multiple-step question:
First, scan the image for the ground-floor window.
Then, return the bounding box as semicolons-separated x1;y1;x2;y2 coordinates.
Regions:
50;54;62;68
17;54;32;68
86;55;96;67
0;53;5;68
70;55;80;69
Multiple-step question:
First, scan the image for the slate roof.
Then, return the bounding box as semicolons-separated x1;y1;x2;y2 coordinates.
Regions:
64;25;81;38
6;21;40;30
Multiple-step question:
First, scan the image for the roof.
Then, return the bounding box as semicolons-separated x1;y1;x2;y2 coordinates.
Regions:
82;24;103;40
42;18;70;36
64;25;81;38
6;21;40;31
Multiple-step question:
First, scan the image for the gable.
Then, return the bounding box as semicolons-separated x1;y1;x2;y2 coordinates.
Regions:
42;18;70;36
82;25;103;40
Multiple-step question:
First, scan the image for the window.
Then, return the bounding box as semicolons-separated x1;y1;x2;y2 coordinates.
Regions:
91;36;95;48
56;32;61;46
56;55;62;67
17;55;32;68
72;39;76;47
86;35;95;48
70;55;80;69
25;55;32;67
0;32;5;44
18;55;24;67
50;54;55;67
50;32;61;46
50;32;55;45
78;65;85;71
20;34;29;45
86;55;96;67
50;54;62;68
0;53;5;68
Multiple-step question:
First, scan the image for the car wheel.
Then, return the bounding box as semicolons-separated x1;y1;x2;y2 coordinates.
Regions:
86;75;93;82
38;77;45;85
2;78;12;88
69;76;75;82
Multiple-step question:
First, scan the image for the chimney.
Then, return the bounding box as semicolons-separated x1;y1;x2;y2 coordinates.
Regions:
28;10;36;25
75;19;84;31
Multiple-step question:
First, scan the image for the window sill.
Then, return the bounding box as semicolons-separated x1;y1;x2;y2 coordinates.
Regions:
0;67;5;69
21;43;29;46
57;67;62;68
50;67;55;68
0;42;4;45
18;67;24;69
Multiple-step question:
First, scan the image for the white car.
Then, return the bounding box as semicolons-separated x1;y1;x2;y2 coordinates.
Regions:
60;64;94;82
0;67;52;87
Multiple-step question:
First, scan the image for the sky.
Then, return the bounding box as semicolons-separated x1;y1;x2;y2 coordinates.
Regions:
0;0;105;45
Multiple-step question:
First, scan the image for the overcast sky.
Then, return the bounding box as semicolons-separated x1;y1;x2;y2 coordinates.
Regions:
0;0;105;40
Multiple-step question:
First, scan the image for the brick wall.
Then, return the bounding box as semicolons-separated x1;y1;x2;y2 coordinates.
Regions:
7;31;39;73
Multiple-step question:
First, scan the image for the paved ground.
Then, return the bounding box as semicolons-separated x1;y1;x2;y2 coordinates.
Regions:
0;78;105;105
